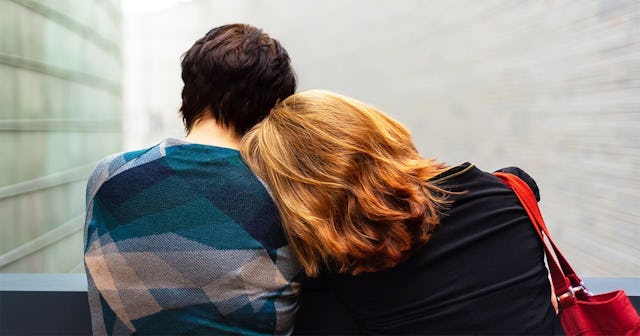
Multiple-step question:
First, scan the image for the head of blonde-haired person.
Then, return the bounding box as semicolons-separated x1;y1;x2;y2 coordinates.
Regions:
241;90;450;277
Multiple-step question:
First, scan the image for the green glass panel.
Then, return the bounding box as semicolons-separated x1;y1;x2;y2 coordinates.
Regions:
0;1;19;54
42;75;70;119
0;133;17;186
0;198;19;254
16;69;46;119
0;66;18;119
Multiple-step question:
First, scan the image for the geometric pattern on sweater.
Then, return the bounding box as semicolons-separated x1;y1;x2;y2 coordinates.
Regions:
84;138;301;335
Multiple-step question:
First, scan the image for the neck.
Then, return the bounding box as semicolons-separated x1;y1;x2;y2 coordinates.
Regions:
184;117;241;150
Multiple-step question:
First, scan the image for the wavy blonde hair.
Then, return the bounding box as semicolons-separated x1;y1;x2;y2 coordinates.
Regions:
241;90;450;277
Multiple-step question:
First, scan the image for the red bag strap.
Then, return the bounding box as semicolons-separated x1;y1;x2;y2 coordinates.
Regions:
494;172;586;306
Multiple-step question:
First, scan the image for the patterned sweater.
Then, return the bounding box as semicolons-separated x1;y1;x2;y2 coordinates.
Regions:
83;138;301;335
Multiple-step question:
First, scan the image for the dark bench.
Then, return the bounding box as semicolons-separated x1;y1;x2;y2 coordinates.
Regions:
1;274;638;335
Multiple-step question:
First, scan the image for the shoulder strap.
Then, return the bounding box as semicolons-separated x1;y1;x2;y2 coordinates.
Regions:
493;172;586;306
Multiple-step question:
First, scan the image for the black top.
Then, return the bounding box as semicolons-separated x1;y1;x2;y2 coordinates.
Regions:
294;163;558;335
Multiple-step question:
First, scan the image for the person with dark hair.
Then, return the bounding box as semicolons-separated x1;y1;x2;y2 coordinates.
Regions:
83;24;300;335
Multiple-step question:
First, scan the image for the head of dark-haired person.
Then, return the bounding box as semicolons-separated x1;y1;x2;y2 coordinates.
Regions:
179;23;296;137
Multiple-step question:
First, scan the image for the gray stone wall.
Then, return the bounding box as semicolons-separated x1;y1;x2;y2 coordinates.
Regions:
0;0;122;272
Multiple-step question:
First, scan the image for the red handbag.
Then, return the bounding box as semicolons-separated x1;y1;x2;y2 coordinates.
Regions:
494;172;640;336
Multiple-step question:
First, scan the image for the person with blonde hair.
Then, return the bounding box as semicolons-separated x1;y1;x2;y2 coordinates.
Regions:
241;90;558;334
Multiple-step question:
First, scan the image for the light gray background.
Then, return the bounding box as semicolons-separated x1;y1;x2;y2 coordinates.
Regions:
1;0;638;277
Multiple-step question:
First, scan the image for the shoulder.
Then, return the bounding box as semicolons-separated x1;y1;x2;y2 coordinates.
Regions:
433;163;541;202
85;141;171;202
494;166;540;201
85;152;127;203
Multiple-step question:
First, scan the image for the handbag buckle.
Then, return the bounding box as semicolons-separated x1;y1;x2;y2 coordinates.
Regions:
556;284;591;304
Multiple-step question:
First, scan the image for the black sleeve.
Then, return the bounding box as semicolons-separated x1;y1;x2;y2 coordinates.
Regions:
495;167;541;201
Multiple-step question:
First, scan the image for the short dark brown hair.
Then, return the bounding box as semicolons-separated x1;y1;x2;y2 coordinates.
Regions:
179;24;296;135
